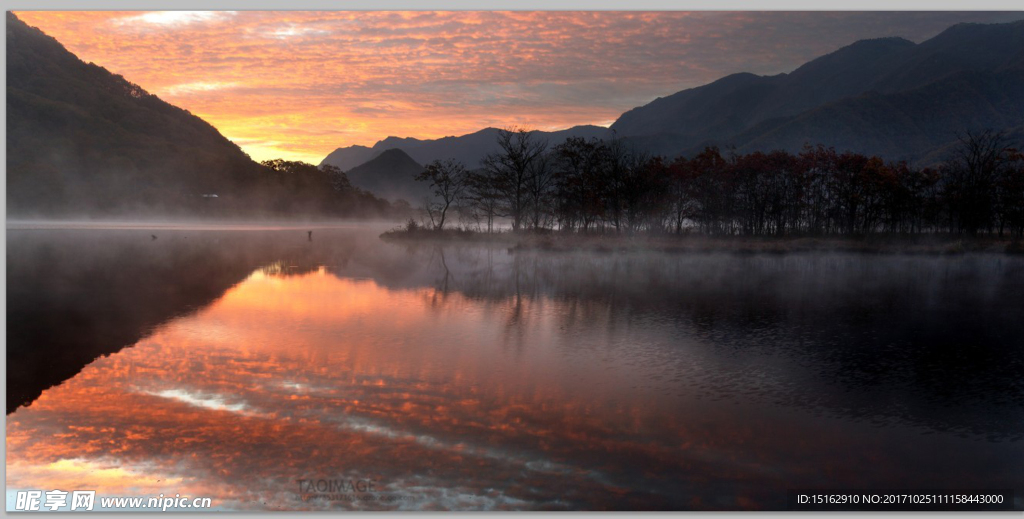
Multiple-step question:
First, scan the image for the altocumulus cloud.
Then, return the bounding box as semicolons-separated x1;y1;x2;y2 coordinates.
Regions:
15;11;1024;163
115;11;237;28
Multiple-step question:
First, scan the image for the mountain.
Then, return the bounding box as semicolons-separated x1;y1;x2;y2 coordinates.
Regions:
732;69;1024;164
611;20;1024;164
321;125;611;172
343;148;425;203
320;144;380;173
323;20;1023;173
608;37;919;147
6;12;277;215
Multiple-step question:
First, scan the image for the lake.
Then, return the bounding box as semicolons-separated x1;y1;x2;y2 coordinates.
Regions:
6;222;1024;510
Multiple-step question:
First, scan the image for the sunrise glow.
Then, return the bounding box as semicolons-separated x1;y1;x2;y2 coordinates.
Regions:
14;11;1022;163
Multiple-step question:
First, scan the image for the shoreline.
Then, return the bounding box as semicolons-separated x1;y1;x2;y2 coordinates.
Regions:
380;228;1024;255
5;218;403;232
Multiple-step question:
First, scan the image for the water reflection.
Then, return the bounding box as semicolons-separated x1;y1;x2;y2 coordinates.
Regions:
6;225;1024;510
6;227;343;412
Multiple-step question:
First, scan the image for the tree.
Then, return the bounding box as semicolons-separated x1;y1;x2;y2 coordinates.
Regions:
257;159;391;217
480;127;548;231
525;151;557;230
687;146;730;234
667;156;696;234
320;163;353;192
465;169;502;232
416;158;467;231
552;137;609;231
994;147;1024;238
942;130;1012;235
391;129;1024;238
604;136;629;231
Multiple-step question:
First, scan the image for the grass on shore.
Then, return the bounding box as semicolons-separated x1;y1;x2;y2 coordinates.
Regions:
380;226;1024;255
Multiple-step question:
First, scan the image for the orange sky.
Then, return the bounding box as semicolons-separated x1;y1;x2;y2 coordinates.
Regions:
13;11;1024;164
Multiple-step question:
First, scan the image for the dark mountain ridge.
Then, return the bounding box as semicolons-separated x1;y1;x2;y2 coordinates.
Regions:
321;125;611;171
10;12;1022;212
7;12;393;218
731;68;1024;164
323;19;1023;182
6;12;267;215
610;20;1024;163
343;148;426;203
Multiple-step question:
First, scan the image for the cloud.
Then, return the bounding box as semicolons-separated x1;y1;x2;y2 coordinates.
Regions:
115;11;236;29
160;81;240;96
14;11;1024;163
255;23;333;40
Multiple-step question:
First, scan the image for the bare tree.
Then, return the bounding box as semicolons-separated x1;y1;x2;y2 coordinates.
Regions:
525;151;557;230
465;169;502;232
409;130;1024;239
480;127;548;231
943;130;1011;235
416;158;467;231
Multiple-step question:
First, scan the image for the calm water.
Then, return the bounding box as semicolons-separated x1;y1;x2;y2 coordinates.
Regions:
6;223;1024;510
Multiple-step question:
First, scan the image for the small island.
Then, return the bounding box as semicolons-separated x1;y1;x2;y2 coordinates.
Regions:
383;127;1024;255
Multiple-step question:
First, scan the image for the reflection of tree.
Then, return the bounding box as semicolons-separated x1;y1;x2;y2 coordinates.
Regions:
389;242;1024;439
425;246;455;308
8;230;289;413
13;226;1024;440
8;227;376;413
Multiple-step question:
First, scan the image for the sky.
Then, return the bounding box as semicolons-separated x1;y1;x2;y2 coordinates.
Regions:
14;11;1024;164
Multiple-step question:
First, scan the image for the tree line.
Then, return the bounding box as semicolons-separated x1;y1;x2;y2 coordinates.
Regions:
414;127;1024;238
254;159;398;217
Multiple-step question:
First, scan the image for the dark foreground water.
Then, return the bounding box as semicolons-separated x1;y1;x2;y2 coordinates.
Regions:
6;222;1024;510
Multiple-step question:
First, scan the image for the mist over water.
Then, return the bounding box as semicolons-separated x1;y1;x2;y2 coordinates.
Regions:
6;222;1024;510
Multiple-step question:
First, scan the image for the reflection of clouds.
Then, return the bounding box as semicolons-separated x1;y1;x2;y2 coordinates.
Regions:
15;11;1023;162
8;458;182;494
6;271;688;510
143;389;254;416
7;267;1023;510
386;476;533;511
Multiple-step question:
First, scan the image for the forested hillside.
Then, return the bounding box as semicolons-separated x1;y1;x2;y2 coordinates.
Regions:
7;13;392;218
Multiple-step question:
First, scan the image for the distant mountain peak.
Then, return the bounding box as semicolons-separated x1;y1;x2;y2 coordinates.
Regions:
609;18;1024;161
787;36;915;77
343;148;425;203
369;147;420;164
321;125;611;171
375;136;423;149
324;18;1023;172
850;36;915;47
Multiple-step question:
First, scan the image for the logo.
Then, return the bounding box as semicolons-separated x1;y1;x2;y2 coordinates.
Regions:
14;490;95;511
